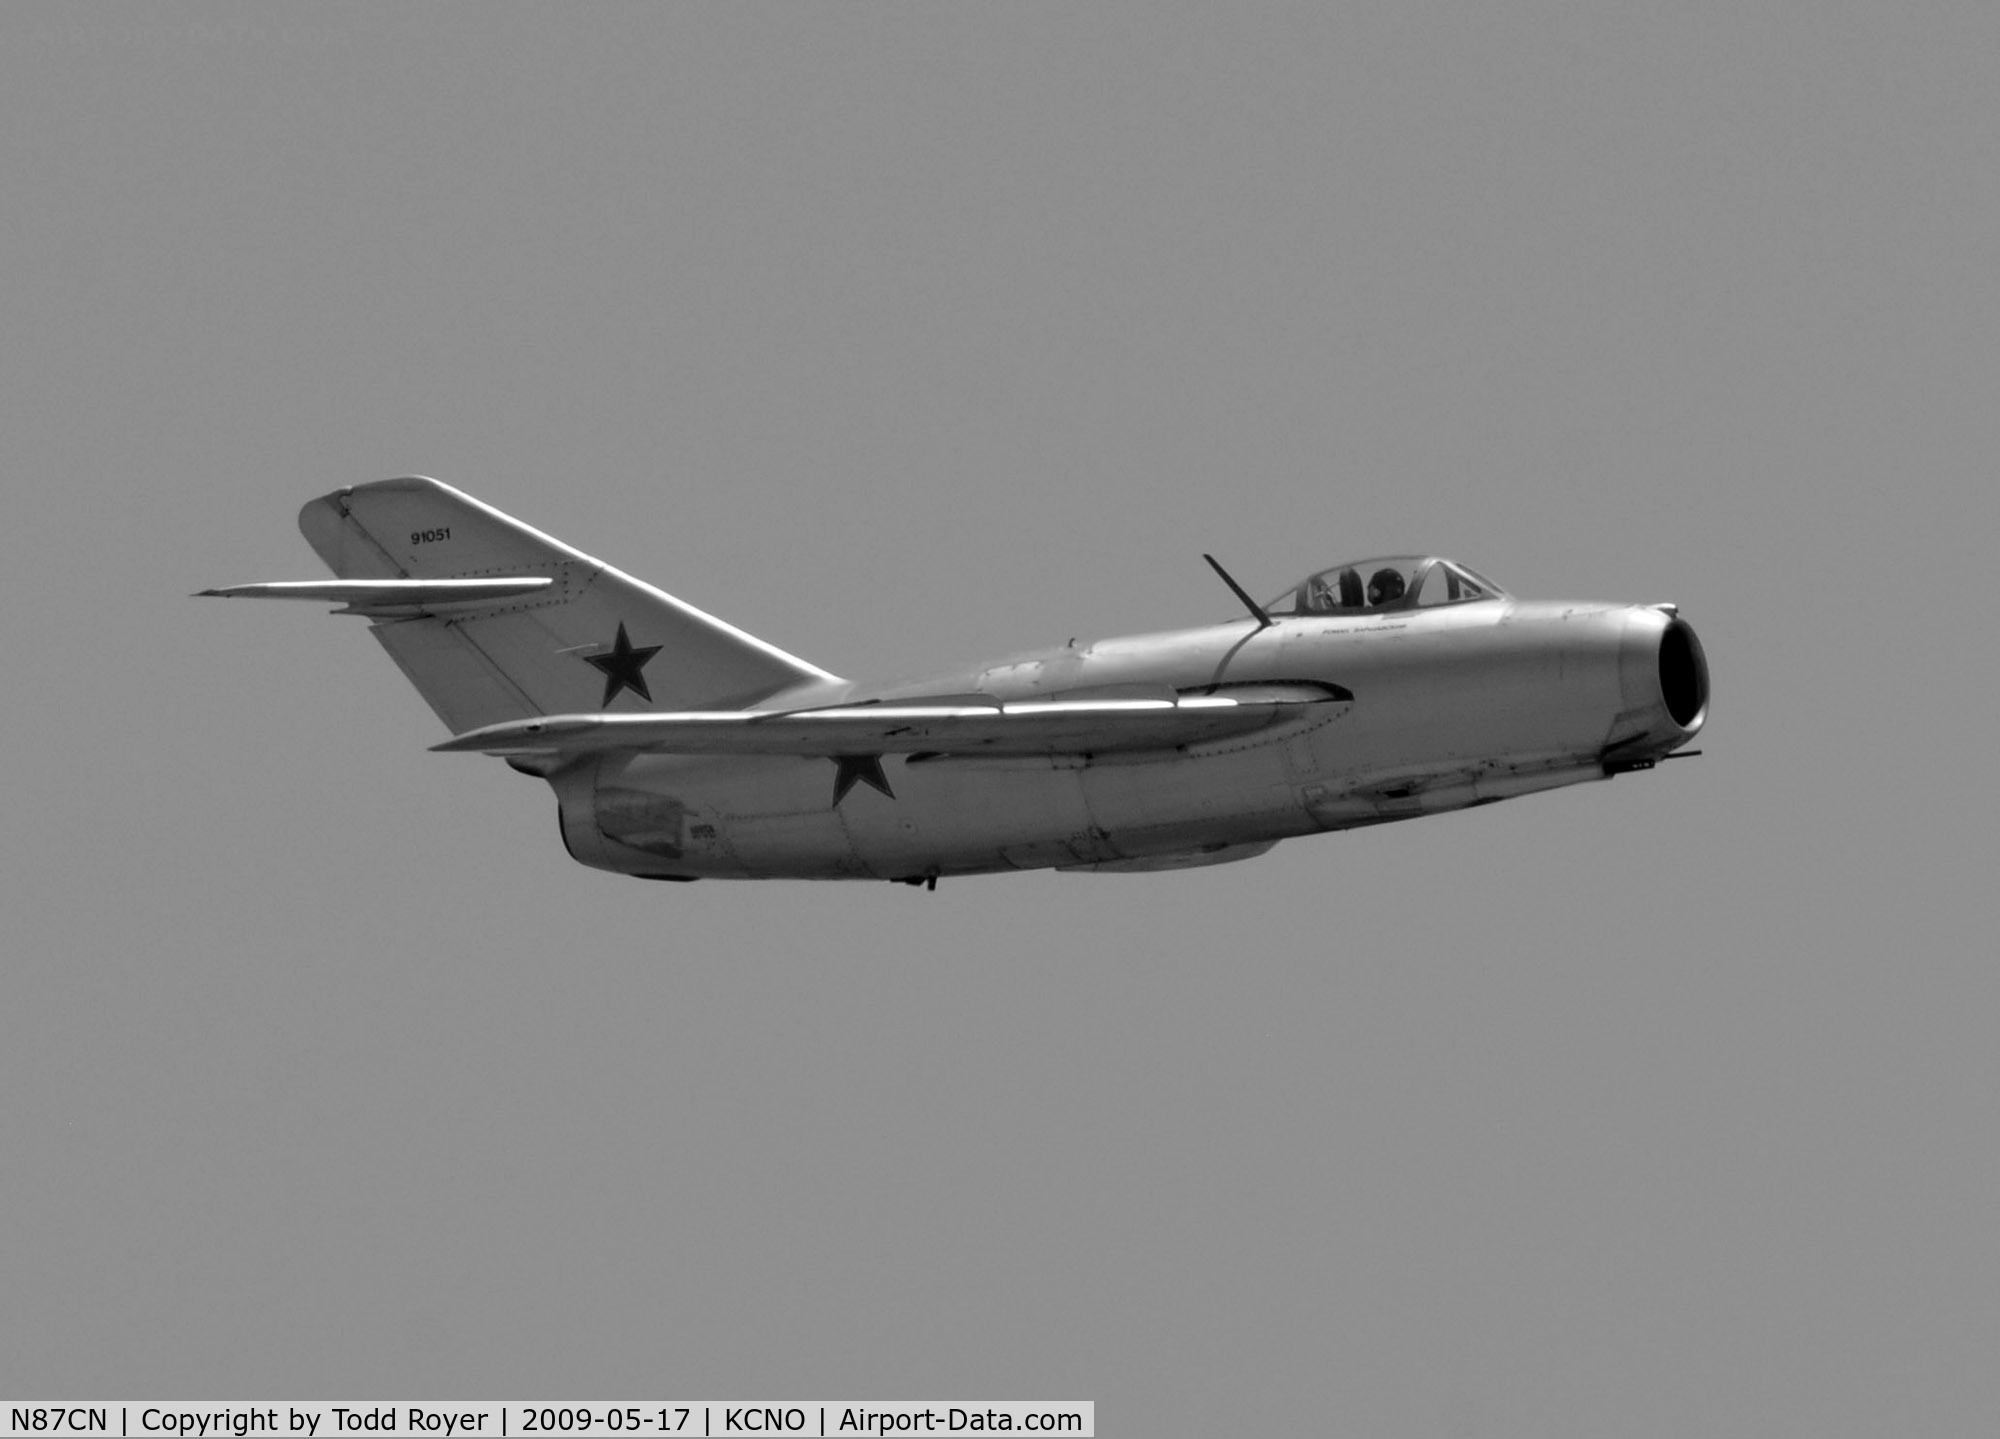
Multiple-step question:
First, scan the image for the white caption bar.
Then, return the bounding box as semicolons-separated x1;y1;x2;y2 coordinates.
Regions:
0;1406;1092;1439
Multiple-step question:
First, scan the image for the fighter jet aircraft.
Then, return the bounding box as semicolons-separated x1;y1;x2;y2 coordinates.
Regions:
202;476;1708;886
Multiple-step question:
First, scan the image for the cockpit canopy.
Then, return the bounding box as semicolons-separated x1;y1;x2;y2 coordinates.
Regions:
1263;556;1505;617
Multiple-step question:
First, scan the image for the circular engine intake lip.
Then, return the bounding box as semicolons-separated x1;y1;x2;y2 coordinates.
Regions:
1659;618;1709;728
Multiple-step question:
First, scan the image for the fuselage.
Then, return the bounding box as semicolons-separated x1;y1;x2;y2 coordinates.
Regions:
555;597;1709;881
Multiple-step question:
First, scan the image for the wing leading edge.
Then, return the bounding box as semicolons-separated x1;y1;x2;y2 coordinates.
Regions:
431;684;1350;760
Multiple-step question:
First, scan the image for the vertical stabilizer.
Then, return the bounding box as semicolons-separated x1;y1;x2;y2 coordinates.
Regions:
295;477;839;732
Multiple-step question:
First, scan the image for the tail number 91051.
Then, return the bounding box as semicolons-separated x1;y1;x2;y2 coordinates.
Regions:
411;527;451;545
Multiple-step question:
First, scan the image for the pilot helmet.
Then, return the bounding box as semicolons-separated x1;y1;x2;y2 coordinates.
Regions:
1367;567;1406;605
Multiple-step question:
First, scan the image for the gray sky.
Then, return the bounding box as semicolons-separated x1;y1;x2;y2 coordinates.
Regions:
4;4;1997;1433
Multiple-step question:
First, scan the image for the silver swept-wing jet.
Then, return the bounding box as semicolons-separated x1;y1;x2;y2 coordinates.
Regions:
202;477;1708;887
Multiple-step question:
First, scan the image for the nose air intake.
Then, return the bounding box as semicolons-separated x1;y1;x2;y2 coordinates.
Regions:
1659;619;1709;727
1606;609;1710;774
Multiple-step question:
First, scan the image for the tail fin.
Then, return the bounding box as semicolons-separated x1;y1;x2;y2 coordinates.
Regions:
286;476;840;731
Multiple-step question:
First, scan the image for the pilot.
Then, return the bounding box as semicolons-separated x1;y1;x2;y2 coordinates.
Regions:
1367;567;1406;606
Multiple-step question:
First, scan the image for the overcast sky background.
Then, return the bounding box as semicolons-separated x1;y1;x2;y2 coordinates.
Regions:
4;4;1997;1433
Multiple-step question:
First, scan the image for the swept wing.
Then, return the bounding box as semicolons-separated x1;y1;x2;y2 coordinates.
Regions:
432;684;1349;760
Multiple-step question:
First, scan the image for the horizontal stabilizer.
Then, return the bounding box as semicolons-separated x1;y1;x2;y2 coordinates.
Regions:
198;578;555;614
433;686;1348;760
